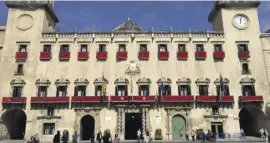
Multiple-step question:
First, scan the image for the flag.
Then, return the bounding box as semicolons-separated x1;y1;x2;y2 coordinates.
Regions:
101;74;107;96
219;74;225;96
155;91;160;111
159;81;165;96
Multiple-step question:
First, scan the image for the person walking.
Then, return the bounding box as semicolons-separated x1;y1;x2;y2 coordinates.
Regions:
72;131;79;143
114;134;120;143
191;130;195;141
90;133;95;143
96;130;103;143
137;129;141;143
145;131;150;143
53;131;61;143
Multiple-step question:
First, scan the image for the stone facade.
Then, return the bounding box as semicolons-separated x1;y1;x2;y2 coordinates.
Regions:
0;1;269;141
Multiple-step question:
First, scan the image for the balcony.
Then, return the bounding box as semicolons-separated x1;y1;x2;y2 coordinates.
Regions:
195;51;207;59
238;51;250;59
110;96;129;102
40;52;51;60
219;96;234;102
96;51;108;60
177;52;188;60
132;96;155;102
31;97;70;103
204;110;228;118
15;52;28;60
71;96;101;103
239;96;263;102
14;70;24;75
117;51;128;60
213;51;225;59
158;51;169;60
196;96;217;102
138;51;149;60
59;52;70;60
77;52;89;60
2;97;27;104
161;96;194;102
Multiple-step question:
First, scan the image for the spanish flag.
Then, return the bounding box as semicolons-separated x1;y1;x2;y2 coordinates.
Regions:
101;75;107;96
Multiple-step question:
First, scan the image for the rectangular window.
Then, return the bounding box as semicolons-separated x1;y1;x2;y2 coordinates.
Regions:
43;45;51;52
19;45;27;52
38;86;47;97
242;85;255;96
199;85;208;96
140;44;147;51
212;105;219;115
75;86;86;96
238;44;249;52
16;64;24;75
139;85;149;96
47;107;54;116
178;44;186;52
95;86;102;96
216;85;230;96
56;86;67;97
80;44;88;52
60;44;69;52
214;44;223;52
178;85;191;96
99;44;106;52
119;44;126;52
242;63;250;74
43;123;55;135
158;44;167;52
196;44;204;52
116;85;127;96
12;86;23;97
159;85;171;96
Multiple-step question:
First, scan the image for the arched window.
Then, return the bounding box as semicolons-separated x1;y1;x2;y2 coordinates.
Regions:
55;78;70;97
10;78;26;97
240;77;256;96
35;78;51;97
115;77;129;96
93;77;108;96
214;77;230;96
157;77;171;96
195;78;210;96
176;77;191;96
137;77;151;96
74;78;89;96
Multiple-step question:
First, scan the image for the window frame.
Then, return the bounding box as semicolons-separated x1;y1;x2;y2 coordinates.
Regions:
12;86;23;97
178;44;186;52
119;44;126;52
214;44;223;52
43;45;51;52
158;44;168;52
56;86;67;97
19;44;27;52
238;44;249;52
60;44;69;52
99;44;106;52
43;123;55;135
140;44;148;52
196;44;204;52
80;44;88;52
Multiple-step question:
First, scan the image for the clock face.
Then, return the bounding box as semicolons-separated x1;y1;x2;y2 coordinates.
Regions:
233;15;249;29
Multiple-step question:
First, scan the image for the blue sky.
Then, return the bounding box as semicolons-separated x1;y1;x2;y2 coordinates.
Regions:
0;1;270;32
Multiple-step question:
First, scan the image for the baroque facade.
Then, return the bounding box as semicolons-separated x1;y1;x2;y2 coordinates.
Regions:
0;0;269;141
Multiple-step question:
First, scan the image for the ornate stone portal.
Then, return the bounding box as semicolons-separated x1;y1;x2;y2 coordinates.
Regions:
74;108;101;134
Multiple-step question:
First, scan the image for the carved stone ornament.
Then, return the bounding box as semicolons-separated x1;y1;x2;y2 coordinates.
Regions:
195;77;210;84
93;77;108;85
10;78;26;85
240;77;255;84
157;77;171;84
137;77;151;85
115;77;129;85
214;77;229;84
176;77;191;84
16;14;34;31
55;78;70;85
74;78;89;85
35;78;51;85
125;60;140;76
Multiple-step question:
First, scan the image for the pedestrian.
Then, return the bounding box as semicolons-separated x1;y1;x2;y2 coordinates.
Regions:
61;130;69;143
191;130;195;141
137;129;141;143
72;131;79;143
53;131;61;143
90;133;95;143
186;130;189;141
145;131;150;143
114;134;120;143
96;130;103;143
260;128;264;139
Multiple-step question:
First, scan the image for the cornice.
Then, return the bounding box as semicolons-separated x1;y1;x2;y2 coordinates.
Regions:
6;1;59;23
208;1;260;23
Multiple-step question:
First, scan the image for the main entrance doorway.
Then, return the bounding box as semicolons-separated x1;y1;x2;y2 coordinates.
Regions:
239;106;266;137
211;122;224;138
80;115;95;140
172;114;186;140
125;113;142;140
1;109;27;139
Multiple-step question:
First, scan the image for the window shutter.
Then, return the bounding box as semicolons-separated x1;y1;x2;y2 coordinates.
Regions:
178;85;181;96
241;86;245;96
18;87;22;97
187;85;191;95
126;86;128;96
168;85;171;96
56;87;59;97
216;85;220;96
95;86;97;96
225;85;230;96
158;85;161;96
115;86;118;96
252;85;256;96
37;87;41;97
147;85;150;96
74;86;77;96
138;85;141;96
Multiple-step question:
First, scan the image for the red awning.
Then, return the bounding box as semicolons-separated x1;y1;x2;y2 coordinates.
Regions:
110;96;129;102
220;96;234;102
31;97;69;103
196;96;216;102
2;97;27;104
71;96;101;103
240;96;263;102
132;96;155;102
161;96;194;102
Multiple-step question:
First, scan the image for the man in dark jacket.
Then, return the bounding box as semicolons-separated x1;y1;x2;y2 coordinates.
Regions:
96;130;102;143
53;131;61;143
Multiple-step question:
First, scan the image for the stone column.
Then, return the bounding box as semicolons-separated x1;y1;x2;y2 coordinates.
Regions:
121;108;125;140
95;111;100;133
145;108;151;132
142;108;146;134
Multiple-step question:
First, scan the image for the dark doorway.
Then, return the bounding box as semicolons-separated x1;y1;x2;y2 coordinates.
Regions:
125;113;142;140
211;122;224;138
1;109;27;139
239;106;266;137
81;115;95;140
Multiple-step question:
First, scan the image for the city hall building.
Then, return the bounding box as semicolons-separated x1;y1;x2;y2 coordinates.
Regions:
0;0;269;141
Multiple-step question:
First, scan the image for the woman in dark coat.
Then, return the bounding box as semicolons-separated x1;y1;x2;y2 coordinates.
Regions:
53;131;61;143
